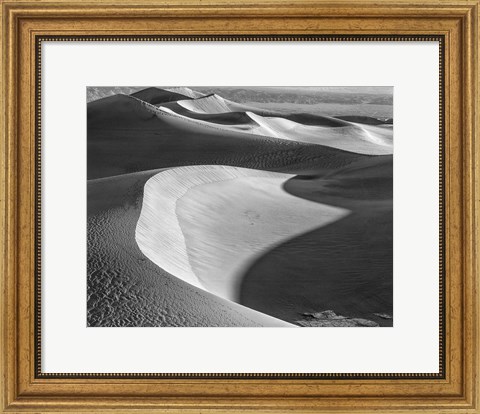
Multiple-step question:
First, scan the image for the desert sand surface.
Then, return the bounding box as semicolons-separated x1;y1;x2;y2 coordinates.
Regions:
158;105;392;155
87;86;393;327
136;165;349;301
88;170;292;327
240;155;393;326
87;94;367;179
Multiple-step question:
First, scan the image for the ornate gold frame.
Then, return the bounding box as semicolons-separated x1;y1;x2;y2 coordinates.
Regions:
1;0;478;412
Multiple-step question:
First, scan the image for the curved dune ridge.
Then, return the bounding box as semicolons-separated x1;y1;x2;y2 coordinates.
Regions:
159;95;392;155
87;170;293;327
176;93;240;113
135;165;350;303
163;87;205;99
157;105;392;155
130;87;193;106
130;94;393;155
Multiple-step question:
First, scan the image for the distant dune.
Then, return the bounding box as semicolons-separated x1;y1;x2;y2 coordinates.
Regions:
87;86;203;103
130;87;193;105
160;104;392;156
245;112;392;154
161;101;354;126
164;94;392;154
87;94;367;179
135;165;349;302
174;93;276;115
164;87;205;99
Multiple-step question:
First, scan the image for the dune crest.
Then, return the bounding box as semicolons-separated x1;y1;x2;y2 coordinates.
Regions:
176;93;271;115
177;93;232;113
149;94;392;155
157;103;392;155
135;165;350;305
246;112;393;154
163;87;205;99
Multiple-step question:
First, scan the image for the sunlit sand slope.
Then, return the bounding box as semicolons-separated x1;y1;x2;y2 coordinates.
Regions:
245;112;392;154
135;165;349;303
87;170;292;327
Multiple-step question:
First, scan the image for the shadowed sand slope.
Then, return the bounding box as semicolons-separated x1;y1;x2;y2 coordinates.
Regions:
87;94;367;179
135;165;349;302
239;155;393;325
88;170;292;327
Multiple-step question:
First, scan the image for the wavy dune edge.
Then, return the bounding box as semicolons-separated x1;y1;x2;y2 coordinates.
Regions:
135;165;350;306
158;94;393;155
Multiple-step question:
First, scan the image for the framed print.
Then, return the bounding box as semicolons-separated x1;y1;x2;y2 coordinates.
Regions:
1;0;478;412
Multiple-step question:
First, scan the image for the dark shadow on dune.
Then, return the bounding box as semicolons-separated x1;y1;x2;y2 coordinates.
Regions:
238;155;393;326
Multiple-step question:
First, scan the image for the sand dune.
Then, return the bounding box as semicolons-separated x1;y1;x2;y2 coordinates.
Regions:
163;87;205;99
158;105;258;126
130;87;193;105
162;101;340;128
246;112;392;154
175;93;392;127
160;94;393;155
162;100;356;127
176;93;244;113
135;165;349;302
87;94;366;179
87;170;292;327
158;105;392;155
240;155;393;325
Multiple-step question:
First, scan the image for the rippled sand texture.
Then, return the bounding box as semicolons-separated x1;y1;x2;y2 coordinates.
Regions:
87;86;393;327
87;170;292;327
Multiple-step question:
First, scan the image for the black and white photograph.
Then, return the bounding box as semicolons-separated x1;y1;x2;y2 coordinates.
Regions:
87;86;393;328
